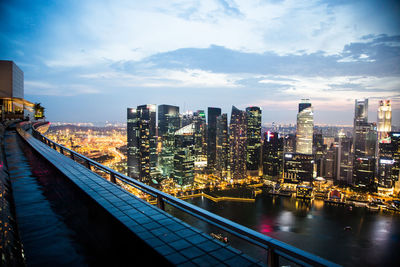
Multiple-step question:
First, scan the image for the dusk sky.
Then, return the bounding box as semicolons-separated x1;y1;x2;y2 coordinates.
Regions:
1;0;400;125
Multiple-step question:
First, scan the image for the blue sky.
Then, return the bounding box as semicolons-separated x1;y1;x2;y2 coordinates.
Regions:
1;0;399;125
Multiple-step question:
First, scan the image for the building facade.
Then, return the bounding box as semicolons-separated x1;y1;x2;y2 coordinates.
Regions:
127;105;157;183
262;131;283;179
216;113;229;179
377;100;391;142
296;99;314;155
229;106;247;180
246;106;262;176
207;107;221;172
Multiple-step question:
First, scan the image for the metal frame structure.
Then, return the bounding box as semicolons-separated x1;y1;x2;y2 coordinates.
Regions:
27;122;339;267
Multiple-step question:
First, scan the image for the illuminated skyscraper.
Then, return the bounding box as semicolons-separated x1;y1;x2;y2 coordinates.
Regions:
246;106;262;176
352;99;377;188
173;123;195;186
158;105;180;137
378;132;400;188
158;105;180;178
296;99;314;155
229;106;247;180
193;110;207;163
207;107;221;172
262;131;283;179
216;113;229;179
127;104;157;183
127;108;139;178
377;100;392;142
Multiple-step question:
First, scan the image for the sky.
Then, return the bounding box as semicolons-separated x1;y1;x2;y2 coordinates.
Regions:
1;0;400;125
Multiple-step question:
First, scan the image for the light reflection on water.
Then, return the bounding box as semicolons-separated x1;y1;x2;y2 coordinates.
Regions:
175;194;400;266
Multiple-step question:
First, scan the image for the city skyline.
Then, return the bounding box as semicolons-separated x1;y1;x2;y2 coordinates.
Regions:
1;0;400;124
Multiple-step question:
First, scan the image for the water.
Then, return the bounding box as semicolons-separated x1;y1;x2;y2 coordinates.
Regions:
168;194;400;266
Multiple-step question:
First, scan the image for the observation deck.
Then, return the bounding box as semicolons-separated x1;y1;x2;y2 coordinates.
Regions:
1;121;340;267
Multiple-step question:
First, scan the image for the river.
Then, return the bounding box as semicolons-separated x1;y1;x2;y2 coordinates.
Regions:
166;193;400;266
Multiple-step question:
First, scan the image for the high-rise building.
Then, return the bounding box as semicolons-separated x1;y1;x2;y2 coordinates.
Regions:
283;153;314;182
246;106;262;176
216;113;229;179
336;135;353;185
377;100;392;142
173;123;195;186
158;105;180;178
193;110;207;163
229;106;247;180
262;131;283;179
127;104;157;183
127;108;139;178
207;107;221;172
378;132;400;188
352;99;377;188
296;99;314;155
158;105;180;137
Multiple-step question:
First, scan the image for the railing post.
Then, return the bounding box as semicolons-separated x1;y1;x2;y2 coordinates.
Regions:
157;195;165;211
70;152;75;160
267;248;279;267
60;147;64;155
110;173;116;184
85;159;91;170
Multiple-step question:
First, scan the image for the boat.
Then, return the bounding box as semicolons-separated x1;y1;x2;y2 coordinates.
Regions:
210;233;229;243
367;203;380;211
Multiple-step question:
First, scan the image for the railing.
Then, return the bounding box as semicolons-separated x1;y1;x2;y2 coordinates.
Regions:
28;122;339;267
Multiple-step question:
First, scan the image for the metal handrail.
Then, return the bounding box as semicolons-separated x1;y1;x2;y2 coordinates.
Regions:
26;121;339;267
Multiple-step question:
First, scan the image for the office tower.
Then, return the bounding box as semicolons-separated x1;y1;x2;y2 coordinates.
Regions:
336;136;353;185
296;99;314;155
352;99;377;187
377;100;392;142
207;107;221;172
127;108;139;178
158;105;180;178
193;110;207;163
313;130;326;177
173;124;195;186
378;132;400;188
284;134;296;153
229;106;247;180
126;105;157;183
216;113;229;179
283;153;314;182
158;105;180;137
262;131;283;179
246;106;262;176
321;144;336;180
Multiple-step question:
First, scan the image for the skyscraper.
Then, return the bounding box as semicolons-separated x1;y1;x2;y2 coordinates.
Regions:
158;105;180;178
193;110;207;163
229;106;247;180
127;108;139;178
216;113;229;179
296;99;314;155
127;104;157;183
173;124;195;186
262;131;283;179
378;132;400;188
207;107;221;172
377;100;392;142
246;106;262;176
352;99;377;188
158;105;180;137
